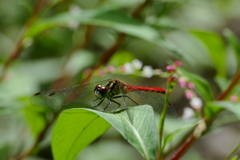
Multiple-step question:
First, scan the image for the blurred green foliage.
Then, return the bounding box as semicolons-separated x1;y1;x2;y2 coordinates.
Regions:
0;0;239;160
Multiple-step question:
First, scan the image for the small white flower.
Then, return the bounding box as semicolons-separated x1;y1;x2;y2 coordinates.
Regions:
124;63;134;74
142;65;153;78
69;5;81;15
68;5;81;29
182;107;195;120
190;97;203;110
132;59;142;70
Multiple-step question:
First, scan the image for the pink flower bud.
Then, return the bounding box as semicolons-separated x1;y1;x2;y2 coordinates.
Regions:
106;66;115;73
178;77;187;88
230;95;238;103
185;90;195;99
174;60;182;67
97;70;105;77
84;68;92;75
166;65;176;72
187;82;195;89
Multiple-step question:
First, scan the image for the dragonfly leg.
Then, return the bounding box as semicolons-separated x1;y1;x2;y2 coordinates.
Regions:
92;98;104;108
103;99;112;111
113;95;139;106
110;99;121;109
103;98;121;111
103;99;121;112
112;95;134;124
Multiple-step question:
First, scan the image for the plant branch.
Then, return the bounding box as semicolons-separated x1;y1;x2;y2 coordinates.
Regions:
158;83;173;160
82;0;151;83
216;70;240;100
170;70;240;160
0;0;48;83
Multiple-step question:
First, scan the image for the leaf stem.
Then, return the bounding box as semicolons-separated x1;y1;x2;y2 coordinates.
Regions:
224;143;240;160
158;77;175;159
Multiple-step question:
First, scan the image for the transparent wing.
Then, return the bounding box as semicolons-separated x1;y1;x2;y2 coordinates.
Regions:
31;79;176;116
122;85;176;116
31;79;112;111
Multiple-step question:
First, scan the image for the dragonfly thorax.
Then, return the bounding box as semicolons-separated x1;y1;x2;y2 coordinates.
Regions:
94;80;121;100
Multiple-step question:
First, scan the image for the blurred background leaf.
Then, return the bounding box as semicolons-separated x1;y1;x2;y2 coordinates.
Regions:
190;30;226;78
0;0;240;159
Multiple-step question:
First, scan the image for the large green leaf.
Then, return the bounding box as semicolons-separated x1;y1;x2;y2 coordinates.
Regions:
162;122;198;151
214;77;230;91
52;109;111;160
52;105;158;160
204;102;223;120
190;30;226;78
208;101;240;119
25;10;187;60
25;10;156;39
230;156;239;160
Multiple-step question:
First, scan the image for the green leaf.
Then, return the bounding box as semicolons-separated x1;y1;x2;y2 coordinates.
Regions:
96;105;158;160
52;109;111;160
52;105;157;160
230;156;239;160
162;122;197;151
25;10;187;61
208;101;240;119
214;77;230;91
190;30;226;77
108;51;136;66
0;145;10;160
223;29;240;68
179;68;214;101
224;143;240;160
204;103;223;120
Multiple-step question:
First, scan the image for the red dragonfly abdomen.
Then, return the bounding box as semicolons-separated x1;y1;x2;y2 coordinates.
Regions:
126;85;166;94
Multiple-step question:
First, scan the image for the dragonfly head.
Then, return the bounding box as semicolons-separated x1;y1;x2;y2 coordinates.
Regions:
94;84;107;99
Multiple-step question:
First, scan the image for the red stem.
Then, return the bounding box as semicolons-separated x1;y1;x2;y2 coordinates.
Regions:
170;70;240;160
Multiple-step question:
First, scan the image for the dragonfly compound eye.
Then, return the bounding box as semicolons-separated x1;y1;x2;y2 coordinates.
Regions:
94;85;107;99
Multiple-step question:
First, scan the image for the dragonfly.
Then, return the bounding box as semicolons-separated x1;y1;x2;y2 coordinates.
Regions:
31;79;176;116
